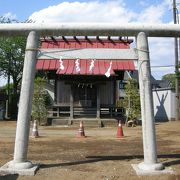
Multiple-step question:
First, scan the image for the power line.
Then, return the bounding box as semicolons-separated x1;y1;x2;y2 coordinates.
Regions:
151;65;175;68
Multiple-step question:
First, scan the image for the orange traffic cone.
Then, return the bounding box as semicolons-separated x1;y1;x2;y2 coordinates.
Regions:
76;121;86;138
32;120;39;138
117;120;124;138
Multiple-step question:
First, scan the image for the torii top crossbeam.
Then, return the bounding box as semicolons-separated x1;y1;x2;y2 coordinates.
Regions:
0;23;180;37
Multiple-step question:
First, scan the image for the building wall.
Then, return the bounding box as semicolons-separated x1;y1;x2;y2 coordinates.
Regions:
99;81;114;105
153;89;175;121
56;80;115;106
57;81;70;104
171;91;176;120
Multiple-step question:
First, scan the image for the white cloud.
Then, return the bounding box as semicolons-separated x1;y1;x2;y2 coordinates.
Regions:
29;0;175;79
139;1;148;7
3;12;17;20
149;37;174;62
148;37;175;79
29;1;136;23
137;5;165;23
29;0;171;24
135;0;172;23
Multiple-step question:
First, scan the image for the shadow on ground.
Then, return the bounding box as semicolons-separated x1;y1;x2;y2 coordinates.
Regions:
0;174;19;180
40;153;180;169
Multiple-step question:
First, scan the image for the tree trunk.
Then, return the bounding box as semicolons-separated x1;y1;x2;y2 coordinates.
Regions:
9;79;19;119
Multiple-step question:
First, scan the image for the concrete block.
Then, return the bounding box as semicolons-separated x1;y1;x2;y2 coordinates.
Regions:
132;164;174;176
0;161;39;176
52;119;69;126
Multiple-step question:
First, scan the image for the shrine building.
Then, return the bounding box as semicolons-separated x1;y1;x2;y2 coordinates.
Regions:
36;36;136;125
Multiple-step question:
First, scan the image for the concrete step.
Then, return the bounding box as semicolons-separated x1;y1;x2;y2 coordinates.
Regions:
101;119;118;127
50;118;118;127
51;119;70;126
73;107;97;116
72;119;100;127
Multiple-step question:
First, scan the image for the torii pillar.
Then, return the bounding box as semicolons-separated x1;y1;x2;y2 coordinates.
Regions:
0;31;39;175
132;32;164;174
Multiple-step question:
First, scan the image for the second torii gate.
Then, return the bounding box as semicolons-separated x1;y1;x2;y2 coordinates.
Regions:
0;23;179;175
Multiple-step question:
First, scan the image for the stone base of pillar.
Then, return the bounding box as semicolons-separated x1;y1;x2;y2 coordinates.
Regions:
0;160;39;176
132;163;173;176
68;119;72;126
138;162;164;171
97;119;102;127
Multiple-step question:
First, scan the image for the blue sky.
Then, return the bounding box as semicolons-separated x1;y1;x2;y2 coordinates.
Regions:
0;0;173;22
0;0;178;85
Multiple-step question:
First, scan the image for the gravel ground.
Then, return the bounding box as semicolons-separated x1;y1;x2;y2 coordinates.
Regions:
0;120;180;180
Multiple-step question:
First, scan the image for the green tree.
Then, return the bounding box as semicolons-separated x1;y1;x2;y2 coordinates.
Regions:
123;78;141;126
0;36;26;92
0;16;26;118
0;16;18;23
32;77;47;125
162;73;175;89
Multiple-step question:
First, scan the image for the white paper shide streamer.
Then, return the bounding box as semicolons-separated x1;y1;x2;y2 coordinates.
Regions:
59;56;64;70
105;61;112;78
75;59;81;72
89;59;95;72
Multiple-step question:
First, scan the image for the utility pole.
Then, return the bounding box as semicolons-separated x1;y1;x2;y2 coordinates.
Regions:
173;0;180;121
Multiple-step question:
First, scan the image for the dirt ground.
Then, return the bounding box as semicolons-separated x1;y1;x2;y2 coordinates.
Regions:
0;121;180;180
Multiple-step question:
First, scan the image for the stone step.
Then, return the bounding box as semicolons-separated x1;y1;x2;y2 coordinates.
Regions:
50;118;118;127
73;107;97;116
72;120;100;127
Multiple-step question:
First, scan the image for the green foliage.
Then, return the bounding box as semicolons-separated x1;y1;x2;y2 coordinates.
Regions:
0;36;26;84
32;77;47;125
0;16;18;23
162;73;175;89
1;83;18;118
1;83;14;93
0;17;25;83
123;78;141;121
0;16;26;118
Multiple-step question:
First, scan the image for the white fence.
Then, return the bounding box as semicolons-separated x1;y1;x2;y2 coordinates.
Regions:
153;88;175;121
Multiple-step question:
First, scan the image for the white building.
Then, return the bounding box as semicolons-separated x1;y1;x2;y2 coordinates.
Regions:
119;71;175;122
153;88;175;121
